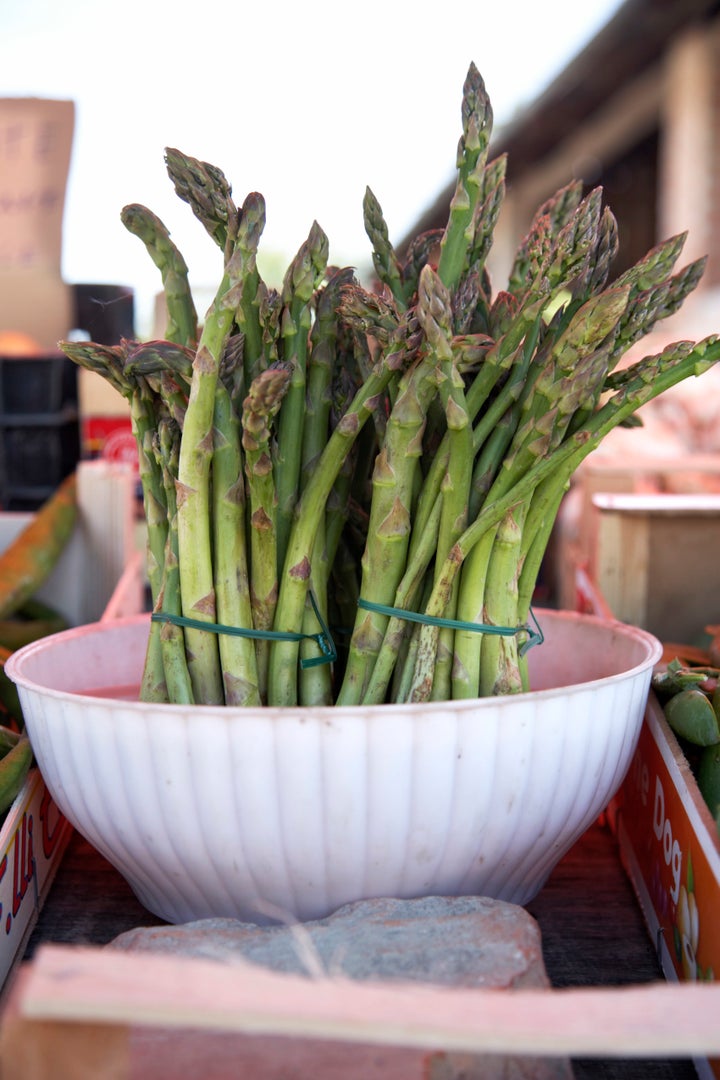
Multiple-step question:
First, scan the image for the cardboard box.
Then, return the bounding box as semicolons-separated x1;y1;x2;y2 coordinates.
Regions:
0;461;143;992
0;772;72;1005
611;694;720;1080
571;561;720;1078
0;98;75;350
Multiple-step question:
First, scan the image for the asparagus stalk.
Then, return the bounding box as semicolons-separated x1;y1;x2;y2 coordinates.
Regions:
363;186;410;307
401;229;444;301
335;333;433;706
211;376;261;706
437;62;493;291
412;334;720;703
241;363;292;700
417;266;472;702
59;63;720;712
274;222;329;572
120;203;198;347
152;419;194;704
460;288;630;697
164;148;237;256
298;267;356;706
175;243;245;706
232;191;267;388
267;303;413;707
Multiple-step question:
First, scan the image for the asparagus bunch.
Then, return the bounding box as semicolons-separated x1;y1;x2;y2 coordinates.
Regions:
61;62;720;708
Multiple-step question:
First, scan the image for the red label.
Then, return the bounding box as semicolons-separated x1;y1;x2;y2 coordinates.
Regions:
82;417;138;469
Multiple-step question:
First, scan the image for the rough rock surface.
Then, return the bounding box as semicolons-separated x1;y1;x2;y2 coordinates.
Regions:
109;894;550;989
109;895;574;1078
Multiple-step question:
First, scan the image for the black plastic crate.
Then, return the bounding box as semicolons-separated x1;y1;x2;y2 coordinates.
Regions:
0;354;78;415
0;410;81;510
73;283;135;344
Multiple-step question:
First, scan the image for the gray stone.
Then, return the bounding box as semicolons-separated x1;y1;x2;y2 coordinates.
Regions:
109;895;574;1079
110;894;550;990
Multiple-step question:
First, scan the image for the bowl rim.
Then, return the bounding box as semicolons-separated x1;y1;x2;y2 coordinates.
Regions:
4;607;663;717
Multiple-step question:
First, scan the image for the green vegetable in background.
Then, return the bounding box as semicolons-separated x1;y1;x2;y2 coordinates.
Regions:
663;689;720;747
0;473;77;620
0;735;33;816
0;645;23;728
58;64;720;709
0;598;68;652
698;744;720;821
652;656;720;835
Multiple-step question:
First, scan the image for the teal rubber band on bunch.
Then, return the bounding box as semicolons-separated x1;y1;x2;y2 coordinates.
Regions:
151;591;337;670
357;599;544;656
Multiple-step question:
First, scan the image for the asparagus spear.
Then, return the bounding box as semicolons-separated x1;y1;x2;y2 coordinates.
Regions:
400;229;444;302
273;222;329;572
298;267;356;706
416;265;472;702
412;334;720;703
212;377;261;707
152;419;194;704
164;148;237;256
267;300;413;706
335;323;433;706
131;375;172;703
175;245;245;706
120;203;198;347
437;61;493;291
363;186;410;307
59;63;720;711
242;363;292;701
232;191;267;388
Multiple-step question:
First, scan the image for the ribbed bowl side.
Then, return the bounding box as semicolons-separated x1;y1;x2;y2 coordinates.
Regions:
8;611;662;924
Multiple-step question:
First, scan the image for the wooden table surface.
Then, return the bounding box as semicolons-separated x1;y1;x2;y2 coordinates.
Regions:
17;818;701;1079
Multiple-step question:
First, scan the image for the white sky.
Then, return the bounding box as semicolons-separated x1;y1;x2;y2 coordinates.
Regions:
0;0;625;335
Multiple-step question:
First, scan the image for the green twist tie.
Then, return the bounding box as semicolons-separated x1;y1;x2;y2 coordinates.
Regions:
151;591;337;669
357;599;544;656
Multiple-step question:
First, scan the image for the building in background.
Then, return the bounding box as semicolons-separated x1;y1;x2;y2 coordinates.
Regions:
404;0;720;612
406;0;720;371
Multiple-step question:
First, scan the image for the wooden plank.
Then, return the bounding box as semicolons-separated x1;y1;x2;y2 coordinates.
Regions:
0;968;129;1080
10;943;720;1059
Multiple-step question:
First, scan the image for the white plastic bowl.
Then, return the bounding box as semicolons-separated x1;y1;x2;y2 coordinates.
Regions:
6;608;661;924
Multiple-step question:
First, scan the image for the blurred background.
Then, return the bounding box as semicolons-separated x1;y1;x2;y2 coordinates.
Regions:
0;0;624;335
3;0;720;639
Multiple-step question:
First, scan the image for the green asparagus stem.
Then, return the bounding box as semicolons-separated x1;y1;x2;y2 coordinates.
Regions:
164;148;237;255
242;363;292;700
336;336;433;706
360;493;443;705
121;203;198;347
401;229;444;301
414;335;720;703
152;419;194;704
59;64;720;712
437;62;493;291
297;267;356;706
274;222;329;572
132;378;171;703
175;242;245;706
211;379;261;706
232;191;267;388
267;311;412;707
363;186;410;307
417;266;472;702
